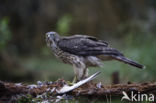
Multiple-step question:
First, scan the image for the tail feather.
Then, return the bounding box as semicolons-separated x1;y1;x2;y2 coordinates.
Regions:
100;48;145;69
114;56;145;69
101;48;124;57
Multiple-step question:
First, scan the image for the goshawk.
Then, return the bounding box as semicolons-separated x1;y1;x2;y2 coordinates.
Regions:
45;31;145;80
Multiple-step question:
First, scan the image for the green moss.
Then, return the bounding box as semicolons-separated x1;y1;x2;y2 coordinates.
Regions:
17;94;33;103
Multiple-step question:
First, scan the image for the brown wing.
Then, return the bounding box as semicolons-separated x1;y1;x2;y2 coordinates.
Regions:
58;34;123;56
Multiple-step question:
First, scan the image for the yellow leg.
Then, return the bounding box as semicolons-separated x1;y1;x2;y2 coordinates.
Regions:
67;76;77;86
72;76;77;83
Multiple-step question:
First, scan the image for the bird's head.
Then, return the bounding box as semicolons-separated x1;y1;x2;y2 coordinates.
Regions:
45;31;60;49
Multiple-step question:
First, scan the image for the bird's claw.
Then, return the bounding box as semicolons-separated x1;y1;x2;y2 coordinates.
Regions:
67;76;77;86
57;71;101;94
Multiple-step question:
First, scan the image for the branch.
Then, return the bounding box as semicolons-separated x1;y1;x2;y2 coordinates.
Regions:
0;79;156;102
72;82;156;97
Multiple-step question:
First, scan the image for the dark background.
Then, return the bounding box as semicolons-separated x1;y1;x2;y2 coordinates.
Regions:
0;0;156;84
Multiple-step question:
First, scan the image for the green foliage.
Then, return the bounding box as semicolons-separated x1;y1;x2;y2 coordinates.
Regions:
0;17;11;51
17;94;43;103
57;14;72;35
18;94;33;103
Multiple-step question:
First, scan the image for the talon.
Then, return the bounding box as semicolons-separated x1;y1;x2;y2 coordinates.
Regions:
67;76;78;86
67;81;74;86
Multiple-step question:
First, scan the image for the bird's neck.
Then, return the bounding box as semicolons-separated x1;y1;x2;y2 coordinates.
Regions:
51;46;60;54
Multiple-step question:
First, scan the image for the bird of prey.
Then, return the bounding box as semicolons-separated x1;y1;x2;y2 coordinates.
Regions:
45;31;145;81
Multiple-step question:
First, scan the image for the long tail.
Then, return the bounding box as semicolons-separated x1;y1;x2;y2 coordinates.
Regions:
114;56;145;69
101;48;145;69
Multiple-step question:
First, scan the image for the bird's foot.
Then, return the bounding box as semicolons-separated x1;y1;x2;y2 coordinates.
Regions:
58;71;101;94
67;76;77;86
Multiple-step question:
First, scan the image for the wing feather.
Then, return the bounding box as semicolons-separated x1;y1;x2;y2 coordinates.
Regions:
58;35;109;56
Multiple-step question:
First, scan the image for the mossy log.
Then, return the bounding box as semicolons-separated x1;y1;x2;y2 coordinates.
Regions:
0;80;156;102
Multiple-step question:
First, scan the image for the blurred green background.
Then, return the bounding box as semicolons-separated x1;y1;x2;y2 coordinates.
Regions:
0;0;156;85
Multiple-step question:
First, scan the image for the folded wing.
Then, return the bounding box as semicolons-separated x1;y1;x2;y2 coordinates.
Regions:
58;35;122;56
